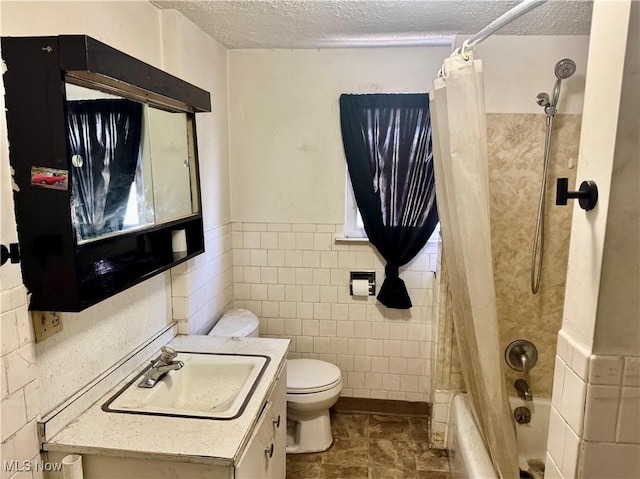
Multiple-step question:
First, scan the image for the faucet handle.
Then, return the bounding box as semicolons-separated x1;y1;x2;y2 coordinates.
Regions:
505;340;538;376
159;346;178;363
520;353;529;377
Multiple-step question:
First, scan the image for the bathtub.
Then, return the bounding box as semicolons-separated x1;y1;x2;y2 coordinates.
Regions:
447;393;550;479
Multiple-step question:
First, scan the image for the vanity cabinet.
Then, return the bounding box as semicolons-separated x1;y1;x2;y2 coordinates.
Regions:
236;362;287;478
44;360;287;479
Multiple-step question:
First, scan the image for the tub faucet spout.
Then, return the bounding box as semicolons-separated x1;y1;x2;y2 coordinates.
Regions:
514;378;533;401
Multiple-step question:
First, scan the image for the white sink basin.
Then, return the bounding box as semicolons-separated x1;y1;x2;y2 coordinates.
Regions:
103;352;269;419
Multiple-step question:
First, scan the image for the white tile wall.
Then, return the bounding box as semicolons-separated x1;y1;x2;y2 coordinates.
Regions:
589;355;624;385
581;441;640;479
429;390;451;448
232;222;439;401
623;357;640;387
583;384;620;442
171;224;234;335
0;285;42;479
551;355;566;411
548;330;640;478
545;452;563;479
547;405;567;467
617;387;640;443
560;367;586;434
561;425;580;479
582;354;640;447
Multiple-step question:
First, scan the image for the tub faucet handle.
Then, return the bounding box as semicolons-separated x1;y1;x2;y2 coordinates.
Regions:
520;353;530;377
505;340;538;378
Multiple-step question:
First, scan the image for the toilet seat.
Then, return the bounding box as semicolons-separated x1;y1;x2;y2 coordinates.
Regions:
287;359;342;394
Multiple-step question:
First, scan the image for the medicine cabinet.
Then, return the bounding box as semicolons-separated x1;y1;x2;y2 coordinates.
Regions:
2;35;211;312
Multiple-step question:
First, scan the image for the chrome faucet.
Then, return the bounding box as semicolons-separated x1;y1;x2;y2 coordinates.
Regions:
138;346;184;388
506;340;538;402
514;378;533;401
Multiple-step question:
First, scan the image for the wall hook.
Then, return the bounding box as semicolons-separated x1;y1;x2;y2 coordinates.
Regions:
1;243;21;266
556;178;598;211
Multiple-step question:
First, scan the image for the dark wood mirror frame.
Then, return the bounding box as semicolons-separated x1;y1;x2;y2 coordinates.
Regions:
2;35;211;312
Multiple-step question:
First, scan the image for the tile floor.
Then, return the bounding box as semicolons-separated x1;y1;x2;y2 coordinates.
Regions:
286;413;450;479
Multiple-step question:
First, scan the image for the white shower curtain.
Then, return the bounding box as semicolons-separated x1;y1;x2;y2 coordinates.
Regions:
429;53;519;478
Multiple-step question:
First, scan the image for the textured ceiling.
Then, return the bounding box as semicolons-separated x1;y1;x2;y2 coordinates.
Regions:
151;0;593;49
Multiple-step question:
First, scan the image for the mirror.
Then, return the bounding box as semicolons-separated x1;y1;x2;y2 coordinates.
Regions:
65;83;199;243
2;34;210;312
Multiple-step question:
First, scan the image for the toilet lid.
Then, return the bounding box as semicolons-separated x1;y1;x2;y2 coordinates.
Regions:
208;309;259;337
287;359;342;393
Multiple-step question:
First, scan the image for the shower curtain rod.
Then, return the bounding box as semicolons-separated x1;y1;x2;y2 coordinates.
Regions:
463;0;547;53
438;0;547;94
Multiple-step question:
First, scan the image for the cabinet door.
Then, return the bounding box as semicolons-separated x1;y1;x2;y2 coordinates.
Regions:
270;366;287;479
235;401;275;479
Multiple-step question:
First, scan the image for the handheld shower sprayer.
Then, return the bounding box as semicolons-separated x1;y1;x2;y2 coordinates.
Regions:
551;58;577;107
555;58;578;79
537;58;577;117
531;58;576;295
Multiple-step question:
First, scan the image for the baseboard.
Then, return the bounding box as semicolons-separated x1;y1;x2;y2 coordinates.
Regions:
332;397;430;417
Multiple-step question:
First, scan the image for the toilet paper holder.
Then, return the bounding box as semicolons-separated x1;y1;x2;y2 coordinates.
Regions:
350;271;376;296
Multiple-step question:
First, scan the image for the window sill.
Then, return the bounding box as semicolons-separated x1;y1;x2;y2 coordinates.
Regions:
334;234;442;245
333;235;370;244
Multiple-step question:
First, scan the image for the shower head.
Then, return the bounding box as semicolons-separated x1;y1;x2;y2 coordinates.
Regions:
536;58;577;113
555;58;577;80
551;58;576;108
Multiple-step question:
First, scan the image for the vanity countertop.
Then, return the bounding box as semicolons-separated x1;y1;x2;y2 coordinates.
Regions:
43;336;290;466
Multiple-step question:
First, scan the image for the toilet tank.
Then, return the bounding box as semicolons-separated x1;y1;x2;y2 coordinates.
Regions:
207;309;259;337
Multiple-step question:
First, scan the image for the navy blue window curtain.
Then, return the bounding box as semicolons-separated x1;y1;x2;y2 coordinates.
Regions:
66;99;143;239
340;93;438;309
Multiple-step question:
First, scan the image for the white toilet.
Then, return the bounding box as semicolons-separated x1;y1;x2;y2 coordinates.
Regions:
285;358;342;453
208;309;343;453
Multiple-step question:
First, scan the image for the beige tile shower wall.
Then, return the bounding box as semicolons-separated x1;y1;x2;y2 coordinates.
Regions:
487;113;581;397
429;113;580;411
231;222;439;401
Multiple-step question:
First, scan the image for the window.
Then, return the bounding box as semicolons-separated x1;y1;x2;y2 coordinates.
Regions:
340;93;439;308
344;168;366;238
345;167;440;241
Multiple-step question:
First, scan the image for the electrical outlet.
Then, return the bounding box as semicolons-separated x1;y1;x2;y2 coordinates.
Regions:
32;311;63;342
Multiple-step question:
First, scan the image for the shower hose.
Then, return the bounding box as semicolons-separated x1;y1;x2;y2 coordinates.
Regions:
531;115;554;294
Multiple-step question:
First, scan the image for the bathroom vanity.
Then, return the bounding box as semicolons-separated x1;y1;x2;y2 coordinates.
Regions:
40;336;289;479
